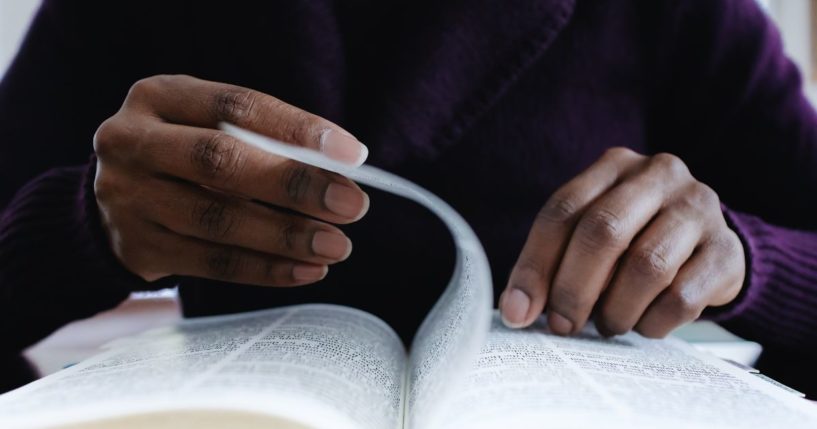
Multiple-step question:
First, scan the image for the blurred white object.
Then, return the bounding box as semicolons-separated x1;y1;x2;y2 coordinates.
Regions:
0;0;39;79
672;321;763;367
763;0;817;102
23;292;181;376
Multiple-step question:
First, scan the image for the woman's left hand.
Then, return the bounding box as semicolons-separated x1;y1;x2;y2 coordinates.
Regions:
500;147;745;338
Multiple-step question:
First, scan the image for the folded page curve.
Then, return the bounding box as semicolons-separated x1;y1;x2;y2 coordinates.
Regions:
221;124;494;429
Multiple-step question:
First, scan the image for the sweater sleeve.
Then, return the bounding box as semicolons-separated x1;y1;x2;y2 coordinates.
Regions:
650;0;817;352
0;2;174;355
709;207;817;350
0;159;138;354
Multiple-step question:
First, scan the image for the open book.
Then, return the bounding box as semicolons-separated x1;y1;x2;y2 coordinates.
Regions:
1;126;815;429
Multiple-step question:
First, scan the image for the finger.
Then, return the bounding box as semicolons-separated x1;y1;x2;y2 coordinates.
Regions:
634;233;744;338
154;232;328;287
547;153;692;335
144;178;352;264
125;75;367;165
596;208;702;336
501;147;643;328
127;122;369;224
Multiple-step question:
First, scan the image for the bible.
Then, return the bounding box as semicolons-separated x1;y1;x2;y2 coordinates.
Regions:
1;126;815;429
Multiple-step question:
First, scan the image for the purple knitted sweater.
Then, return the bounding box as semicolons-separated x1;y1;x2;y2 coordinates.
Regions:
1;0;816;394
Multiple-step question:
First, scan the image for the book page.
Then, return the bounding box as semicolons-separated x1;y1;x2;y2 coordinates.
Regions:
221;125;495;429
438;313;817;429
0;304;406;429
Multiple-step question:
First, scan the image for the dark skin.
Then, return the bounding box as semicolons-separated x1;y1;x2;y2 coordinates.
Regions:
500;148;746;338
95;75;746;338
94;75;370;286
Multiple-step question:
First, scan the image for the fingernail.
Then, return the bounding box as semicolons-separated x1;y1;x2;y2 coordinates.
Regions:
324;183;369;219
548;312;574;336
500;288;531;328
312;230;352;260
293;264;327;281
320;129;369;166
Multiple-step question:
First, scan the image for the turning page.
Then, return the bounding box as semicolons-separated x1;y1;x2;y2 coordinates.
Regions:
439;313;817;429
0;305;407;429
222;125;495;429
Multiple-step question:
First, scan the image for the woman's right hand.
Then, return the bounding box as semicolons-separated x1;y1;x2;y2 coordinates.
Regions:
93;75;370;286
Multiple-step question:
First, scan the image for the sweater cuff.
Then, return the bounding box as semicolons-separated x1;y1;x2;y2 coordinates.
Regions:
704;205;817;350
0;157;174;352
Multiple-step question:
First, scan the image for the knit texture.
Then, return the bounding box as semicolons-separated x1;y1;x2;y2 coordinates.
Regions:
1;0;816;394
0;161;131;354
716;208;817;349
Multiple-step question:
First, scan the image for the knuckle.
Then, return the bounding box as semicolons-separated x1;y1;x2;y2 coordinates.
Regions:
510;258;546;295
710;231;739;254
629;246;672;281
93;171;117;203
128;77;160;98
514;255;544;278
191;133;245;185
709;232;746;282
260;258;284;283
276;218;306;253
214;89;258;125
127;75;180;101
664;288;703;321
539;192;580;223
280;223;297;252
205;247;242;279
688;182;720;208
125;75;191;112
577;208;626;250
191;197;239;239
156;73;189;83
281;163;312;204
550;283;594;315
93;118;126;159
279;109;318;145
604;146;638;161
93;170;138;211
650;152;689;178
